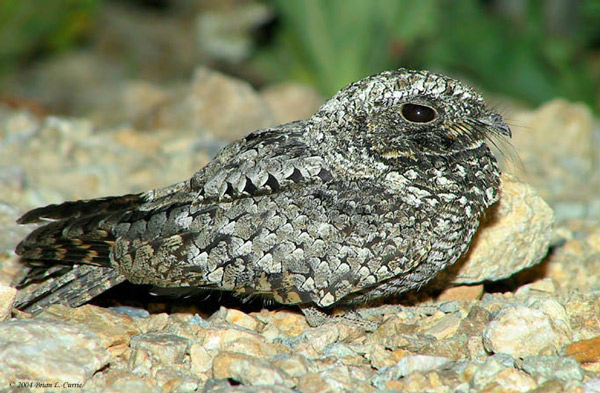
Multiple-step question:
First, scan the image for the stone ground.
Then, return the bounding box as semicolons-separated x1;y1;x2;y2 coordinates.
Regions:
0;56;599;392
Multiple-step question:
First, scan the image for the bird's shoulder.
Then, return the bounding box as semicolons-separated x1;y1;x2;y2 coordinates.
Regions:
188;120;335;203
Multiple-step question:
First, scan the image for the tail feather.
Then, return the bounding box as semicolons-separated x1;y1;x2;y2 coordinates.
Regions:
17;193;145;224
14;194;143;313
14;265;126;314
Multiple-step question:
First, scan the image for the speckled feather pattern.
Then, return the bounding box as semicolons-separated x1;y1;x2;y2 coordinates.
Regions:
14;69;510;321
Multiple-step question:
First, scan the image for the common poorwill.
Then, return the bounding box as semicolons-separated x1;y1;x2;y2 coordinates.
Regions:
14;69;511;325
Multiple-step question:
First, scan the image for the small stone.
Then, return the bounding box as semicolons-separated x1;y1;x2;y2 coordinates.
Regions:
129;332;191;366
583;379;600;393
212;351;294;387
385;355;451;379
40;304;141;349
297;372;333;393
483;305;572;357
528;380;568;393
303;324;339;353
488;368;537;392
423;314;461;340
520;355;584;382
366;344;398;369
0;318;109;386
457;306;491;337
565;336;600;363
97;369;159;393
202;326;265;352
515;278;557;297
153;67;274;141
272;354;309;378
190;343;213;374
261;83;323;124
226;336;282;358
438;284;484;301
135;312;169;333
260;310;309;341
224;308;260;331
0;283;16;320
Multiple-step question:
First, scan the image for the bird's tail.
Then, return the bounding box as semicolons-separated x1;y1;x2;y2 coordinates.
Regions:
14;193;144;313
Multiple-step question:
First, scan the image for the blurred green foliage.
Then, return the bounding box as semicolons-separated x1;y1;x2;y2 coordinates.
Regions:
0;0;99;74
257;0;600;110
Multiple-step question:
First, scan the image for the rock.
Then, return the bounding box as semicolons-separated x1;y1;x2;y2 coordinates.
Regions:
261;83;324;124
376;355;451;383
457;306;491;337
0;202;31;255
0;318;109;386
437;284;484;301
439;173;554;285
421;314;461;340
0;283;16;320
153;67;275;141
565;336;600;364
271;354;309;378
39;304;141;350
190;342;213;374
212;351;295;388
509;99;599;220
544;223;600;292
483;304;572;357
485;368;537;392
519;355;584;382
129;332;191;367
303;324;340;353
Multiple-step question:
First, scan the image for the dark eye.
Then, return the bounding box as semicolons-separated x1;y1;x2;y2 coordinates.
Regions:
401;103;437;123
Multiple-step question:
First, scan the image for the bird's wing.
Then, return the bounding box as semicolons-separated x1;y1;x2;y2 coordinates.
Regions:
108;177;439;309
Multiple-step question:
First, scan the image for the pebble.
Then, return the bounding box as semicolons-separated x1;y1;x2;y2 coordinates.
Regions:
0;283;16;320
0;318;109;386
483;304;572;357
212;351;295;388
519;355;584;382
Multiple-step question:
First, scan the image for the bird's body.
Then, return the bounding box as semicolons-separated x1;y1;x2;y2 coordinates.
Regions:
14;69;511;324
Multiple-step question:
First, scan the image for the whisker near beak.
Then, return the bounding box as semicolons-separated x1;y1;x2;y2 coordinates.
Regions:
478;113;512;138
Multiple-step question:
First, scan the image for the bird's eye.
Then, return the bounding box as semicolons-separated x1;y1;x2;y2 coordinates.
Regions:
401;103;437;123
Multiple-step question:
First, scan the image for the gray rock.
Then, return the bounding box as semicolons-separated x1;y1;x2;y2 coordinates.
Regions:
373;354;450;389
0;318;109;386
129;332;191;366
519;355;583;382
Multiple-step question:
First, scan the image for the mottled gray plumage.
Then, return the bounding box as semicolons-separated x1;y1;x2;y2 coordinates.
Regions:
14;69;511;325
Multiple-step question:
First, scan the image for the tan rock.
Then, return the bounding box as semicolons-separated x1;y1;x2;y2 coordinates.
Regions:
483;304;572;357
509;99;597;212
212;351;294;387
154;67;275;140
438;284;484;301
39;304;141;349
261;83;324;124
0;318;109;386
0;283;16;320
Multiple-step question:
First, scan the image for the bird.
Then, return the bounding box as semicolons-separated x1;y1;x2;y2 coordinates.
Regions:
13;68;511;326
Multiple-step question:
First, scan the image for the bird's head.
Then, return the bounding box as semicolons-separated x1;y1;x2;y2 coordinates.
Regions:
310;69;511;168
